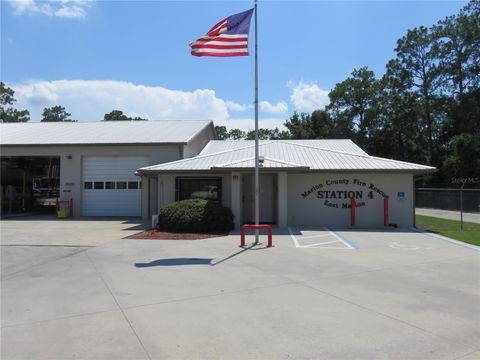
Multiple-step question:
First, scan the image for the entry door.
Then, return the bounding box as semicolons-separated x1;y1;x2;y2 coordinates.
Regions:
82;156;148;216
242;174;277;224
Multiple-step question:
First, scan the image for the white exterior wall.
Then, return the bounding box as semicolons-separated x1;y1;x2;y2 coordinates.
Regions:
277;172;288;227
183;126;215;159
287;173;414;227
150;171;415;229
1;144;181;217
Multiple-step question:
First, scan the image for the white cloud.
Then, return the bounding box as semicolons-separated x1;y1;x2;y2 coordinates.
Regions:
260;100;288;115
7;0;92;19
288;80;330;113
11;80;230;122
226;101;251;112
10;79;288;131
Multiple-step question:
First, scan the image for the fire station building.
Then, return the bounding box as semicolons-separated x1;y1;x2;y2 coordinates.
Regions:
1;121;435;227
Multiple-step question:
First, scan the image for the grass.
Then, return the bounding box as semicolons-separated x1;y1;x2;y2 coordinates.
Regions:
416;215;480;246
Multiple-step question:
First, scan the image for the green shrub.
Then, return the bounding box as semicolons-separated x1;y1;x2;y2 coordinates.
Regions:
159;199;234;232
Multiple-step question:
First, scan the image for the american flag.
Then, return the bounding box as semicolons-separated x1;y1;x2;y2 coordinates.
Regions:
190;8;254;57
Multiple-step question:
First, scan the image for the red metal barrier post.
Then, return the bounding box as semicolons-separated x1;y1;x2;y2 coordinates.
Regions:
240;225;246;247
240;224;273;247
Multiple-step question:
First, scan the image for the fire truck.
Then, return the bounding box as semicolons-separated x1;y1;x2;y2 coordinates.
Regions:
32;177;60;206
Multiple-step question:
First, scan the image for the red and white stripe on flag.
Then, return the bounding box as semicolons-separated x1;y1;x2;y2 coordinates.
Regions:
190;34;249;57
189;10;252;57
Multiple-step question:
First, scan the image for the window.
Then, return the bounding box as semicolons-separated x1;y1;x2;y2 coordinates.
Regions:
175;177;222;202
116;181;127;189
105;181;115;189
128;181;139;189
94;182;104;190
84;181;93;189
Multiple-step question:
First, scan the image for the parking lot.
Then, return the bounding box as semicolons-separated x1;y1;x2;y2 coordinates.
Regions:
1;218;479;359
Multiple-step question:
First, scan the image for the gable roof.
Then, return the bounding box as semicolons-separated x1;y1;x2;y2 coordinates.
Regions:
137;140;436;174
0;120;213;146
200;139;369;156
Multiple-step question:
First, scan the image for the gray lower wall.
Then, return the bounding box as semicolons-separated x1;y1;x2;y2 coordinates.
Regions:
1;144;182;217
287;173;414;227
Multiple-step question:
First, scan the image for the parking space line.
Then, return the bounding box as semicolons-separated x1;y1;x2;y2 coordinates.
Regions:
302;240;343;248
296;233;332;240
288;227;355;250
410;228;480;253
326;227;359;250
288;227;301;248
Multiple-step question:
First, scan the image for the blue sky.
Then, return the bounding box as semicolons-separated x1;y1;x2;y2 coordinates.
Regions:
1;0;467;130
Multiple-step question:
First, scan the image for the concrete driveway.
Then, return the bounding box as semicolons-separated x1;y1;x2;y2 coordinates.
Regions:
1;220;479;359
0;215;146;246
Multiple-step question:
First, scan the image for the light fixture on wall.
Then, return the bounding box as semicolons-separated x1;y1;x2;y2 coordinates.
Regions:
66;155;73;160
258;156;264;168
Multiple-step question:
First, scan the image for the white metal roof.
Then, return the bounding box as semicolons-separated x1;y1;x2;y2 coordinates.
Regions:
0;120;212;145
138;140;436;174
200;139;368;156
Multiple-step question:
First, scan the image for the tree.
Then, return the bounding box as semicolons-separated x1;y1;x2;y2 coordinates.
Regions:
327;67;380;148
371;65;428;163
284;112;313;139
442;88;480;138
310;110;346;138
284;110;341;139
245;128;290;140
269;128;291;140
0;82;30;123
0;82;15;106
103;110;146;121
393;26;444;165
227;128;246;140
433;0;480;99
215;125;228;140
442;133;480;181
41;105;73;122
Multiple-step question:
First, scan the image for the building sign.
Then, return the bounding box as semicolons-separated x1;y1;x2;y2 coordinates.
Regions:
300;178;387;209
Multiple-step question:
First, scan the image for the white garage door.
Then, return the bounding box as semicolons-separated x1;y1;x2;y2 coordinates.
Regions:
82;156;149;216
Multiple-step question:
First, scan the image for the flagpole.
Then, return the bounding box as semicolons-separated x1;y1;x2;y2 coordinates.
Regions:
254;0;260;244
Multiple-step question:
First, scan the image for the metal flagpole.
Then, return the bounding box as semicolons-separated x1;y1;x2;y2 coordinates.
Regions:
254;0;260;244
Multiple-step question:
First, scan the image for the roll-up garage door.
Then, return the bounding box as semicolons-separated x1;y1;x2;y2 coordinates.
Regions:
82;156;149;216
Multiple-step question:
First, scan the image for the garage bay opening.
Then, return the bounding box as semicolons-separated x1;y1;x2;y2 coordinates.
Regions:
1;156;60;215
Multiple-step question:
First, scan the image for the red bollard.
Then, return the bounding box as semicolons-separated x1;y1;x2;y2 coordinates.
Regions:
240;224;273;247
240;225;246;247
384;197;389;227
70;199;74;217
350;197;356;226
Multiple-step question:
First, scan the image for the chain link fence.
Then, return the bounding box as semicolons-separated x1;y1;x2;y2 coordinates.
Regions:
415;187;480;230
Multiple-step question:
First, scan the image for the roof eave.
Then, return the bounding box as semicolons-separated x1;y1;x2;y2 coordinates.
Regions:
211;166;310;171
305;168;437;174
1;142;189;147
